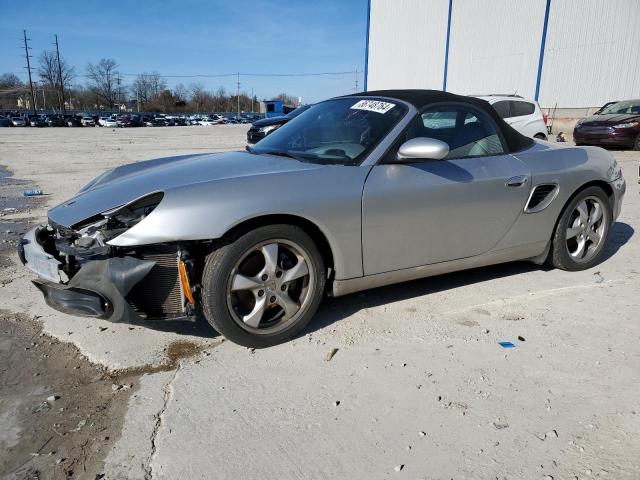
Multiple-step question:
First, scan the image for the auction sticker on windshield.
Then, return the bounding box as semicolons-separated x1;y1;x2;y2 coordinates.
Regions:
350;100;395;114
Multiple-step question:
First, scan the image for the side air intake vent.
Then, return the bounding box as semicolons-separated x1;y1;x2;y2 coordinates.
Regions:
525;184;558;213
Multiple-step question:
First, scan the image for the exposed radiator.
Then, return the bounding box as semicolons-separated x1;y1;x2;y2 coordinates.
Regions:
127;247;183;319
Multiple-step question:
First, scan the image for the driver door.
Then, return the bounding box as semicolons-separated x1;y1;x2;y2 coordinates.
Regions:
361;103;531;275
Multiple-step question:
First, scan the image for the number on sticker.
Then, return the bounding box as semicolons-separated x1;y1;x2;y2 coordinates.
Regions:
350;100;396;114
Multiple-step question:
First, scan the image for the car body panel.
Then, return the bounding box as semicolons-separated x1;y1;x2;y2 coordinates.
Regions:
494;141;623;249
362;152;531;274
48;152;370;280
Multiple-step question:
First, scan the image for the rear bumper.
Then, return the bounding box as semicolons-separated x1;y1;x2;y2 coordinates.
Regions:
19;225;189;324
611;176;626;221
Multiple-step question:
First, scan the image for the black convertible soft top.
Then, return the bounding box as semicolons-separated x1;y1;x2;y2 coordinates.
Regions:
349;89;534;153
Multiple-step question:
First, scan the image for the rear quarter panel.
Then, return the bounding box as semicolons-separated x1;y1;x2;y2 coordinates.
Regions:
492;141;615;251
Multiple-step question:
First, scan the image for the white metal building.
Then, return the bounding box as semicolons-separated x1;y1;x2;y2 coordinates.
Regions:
364;0;640;109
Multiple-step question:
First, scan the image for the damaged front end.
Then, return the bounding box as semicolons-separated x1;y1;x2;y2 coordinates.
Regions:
19;192;198;324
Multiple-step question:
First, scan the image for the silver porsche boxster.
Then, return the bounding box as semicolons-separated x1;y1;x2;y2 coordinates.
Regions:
20;90;626;347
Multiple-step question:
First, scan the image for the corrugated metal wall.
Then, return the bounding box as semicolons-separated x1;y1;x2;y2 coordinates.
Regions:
367;0;449;91
367;0;640;108
445;0;546;97
540;0;640;108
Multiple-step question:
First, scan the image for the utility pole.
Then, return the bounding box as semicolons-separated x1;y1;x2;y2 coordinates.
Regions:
251;87;254;113
116;74;122;110
236;72;241;119
54;34;66;114
355;69;359;92
22;29;36;115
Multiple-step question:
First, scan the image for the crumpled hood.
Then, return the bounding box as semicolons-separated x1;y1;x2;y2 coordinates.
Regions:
49;151;321;228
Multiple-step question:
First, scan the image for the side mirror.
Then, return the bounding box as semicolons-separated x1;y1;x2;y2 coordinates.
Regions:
397;137;449;161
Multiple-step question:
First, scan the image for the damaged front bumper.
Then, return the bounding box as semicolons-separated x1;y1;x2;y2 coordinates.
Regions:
19;225;194;324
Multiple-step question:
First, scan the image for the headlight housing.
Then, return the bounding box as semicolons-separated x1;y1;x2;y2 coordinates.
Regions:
101;192;164;229
613;121;638;129
258;124;280;134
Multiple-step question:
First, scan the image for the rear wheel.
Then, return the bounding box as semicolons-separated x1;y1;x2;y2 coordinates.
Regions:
633;134;640;151
201;224;325;348
550;186;611;271
534;133;547;140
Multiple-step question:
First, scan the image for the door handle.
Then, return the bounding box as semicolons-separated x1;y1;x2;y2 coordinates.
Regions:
505;175;528;187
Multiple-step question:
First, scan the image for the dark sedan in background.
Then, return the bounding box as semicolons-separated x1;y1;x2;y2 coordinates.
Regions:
247;104;311;144
574;99;640;150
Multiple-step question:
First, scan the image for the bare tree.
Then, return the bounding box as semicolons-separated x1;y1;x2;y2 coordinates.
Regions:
189;82;207;112
275;92;296;105
173;83;188;103
0;73;25;109
37;51;75;111
131;72;166;108
86;58;119;109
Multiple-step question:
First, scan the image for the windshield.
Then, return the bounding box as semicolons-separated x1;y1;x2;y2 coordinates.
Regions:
285;105;311;119
600;100;640;115
251;98;406;165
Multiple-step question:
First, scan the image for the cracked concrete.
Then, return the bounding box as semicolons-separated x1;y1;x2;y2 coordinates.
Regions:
143;366;180;480
103;371;176;480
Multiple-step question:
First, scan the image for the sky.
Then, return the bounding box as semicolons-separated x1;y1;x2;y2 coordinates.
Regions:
0;0;369;103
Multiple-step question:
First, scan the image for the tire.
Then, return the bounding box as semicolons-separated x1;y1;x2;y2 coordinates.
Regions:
534;133;547;140
200;224;326;348
633;134;640;151
550;186;611;271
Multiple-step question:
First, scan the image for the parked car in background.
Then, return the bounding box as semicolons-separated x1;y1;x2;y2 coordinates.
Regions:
0;117;11;127
81;116;96;127
64;115;82;127
29;116;46;127
147;116;170;127
98;117;110;126
10;117;27;127
573;99;640;150
199;115;224;126
102;118;118;128
247;104;311;144
20;90;625;348
473;95;547;139
45;115;65;127
593;101;618;116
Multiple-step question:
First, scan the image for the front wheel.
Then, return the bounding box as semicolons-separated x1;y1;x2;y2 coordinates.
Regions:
633;134;640;151
550;186;611;271
200;224;326;348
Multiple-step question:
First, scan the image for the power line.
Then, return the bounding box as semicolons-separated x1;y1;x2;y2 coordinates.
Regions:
9;70;358;80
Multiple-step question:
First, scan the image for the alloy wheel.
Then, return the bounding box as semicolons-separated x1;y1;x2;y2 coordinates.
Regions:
565;196;607;262
226;239;315;334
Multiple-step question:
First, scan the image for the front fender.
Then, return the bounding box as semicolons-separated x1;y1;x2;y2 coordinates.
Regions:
108;166;370;280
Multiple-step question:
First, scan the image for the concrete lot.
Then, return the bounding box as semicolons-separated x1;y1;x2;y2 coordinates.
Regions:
1;126;639;479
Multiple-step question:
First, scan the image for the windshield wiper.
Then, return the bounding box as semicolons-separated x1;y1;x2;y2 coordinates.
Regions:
260;150;301;160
